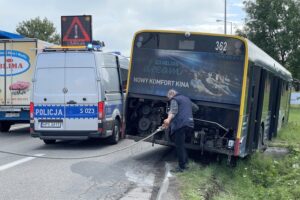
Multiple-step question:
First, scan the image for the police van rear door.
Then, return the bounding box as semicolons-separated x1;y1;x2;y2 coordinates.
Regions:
64;52;98;131
33;52;65;130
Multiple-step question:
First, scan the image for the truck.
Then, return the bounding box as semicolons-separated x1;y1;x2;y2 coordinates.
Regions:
0;35;50;132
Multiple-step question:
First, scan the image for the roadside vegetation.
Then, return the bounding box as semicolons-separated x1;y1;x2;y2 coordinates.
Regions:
178;107;300;200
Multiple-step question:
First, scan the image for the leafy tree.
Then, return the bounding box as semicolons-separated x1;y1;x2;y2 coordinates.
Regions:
237;0;300;79
16;17;60;44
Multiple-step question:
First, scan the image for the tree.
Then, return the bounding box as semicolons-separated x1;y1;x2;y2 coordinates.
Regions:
16;17;60;44
237;0;300;79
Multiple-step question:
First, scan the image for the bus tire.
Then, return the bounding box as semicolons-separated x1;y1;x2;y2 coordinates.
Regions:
43;139;56;144
0;122;11;132
108;120;120;145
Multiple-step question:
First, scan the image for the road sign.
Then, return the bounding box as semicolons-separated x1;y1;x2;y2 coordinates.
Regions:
61;15;92;46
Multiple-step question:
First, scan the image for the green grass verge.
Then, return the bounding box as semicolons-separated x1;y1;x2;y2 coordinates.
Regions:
178;107;300;200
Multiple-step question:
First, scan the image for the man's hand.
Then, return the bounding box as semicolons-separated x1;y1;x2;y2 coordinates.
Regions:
163;118;171;128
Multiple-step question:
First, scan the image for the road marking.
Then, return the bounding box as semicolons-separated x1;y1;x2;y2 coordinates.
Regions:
0;154;45;171
10;124;29;131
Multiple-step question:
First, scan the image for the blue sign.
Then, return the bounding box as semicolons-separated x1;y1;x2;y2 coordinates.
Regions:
34;105;97;119
34;105;65;119
66;105;97;119
0;50;31;76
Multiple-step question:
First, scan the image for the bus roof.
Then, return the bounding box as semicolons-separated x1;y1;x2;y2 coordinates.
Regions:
246;39;292;82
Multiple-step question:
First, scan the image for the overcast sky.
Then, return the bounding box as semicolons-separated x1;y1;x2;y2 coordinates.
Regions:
0;0;245;56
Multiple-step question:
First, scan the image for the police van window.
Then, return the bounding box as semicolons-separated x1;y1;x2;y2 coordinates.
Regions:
37;53;65;68
65;68;97;94
101;68;120;92
35;68;64;94
65;53;96;68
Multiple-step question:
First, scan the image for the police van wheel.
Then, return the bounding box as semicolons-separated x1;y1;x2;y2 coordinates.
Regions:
108;120;120;145
0;122;11;132
43;139;56;144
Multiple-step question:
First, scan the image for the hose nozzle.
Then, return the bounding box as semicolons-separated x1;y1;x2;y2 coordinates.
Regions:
157;126;166;132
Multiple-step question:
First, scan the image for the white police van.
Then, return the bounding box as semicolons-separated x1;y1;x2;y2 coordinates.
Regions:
30;46;128;144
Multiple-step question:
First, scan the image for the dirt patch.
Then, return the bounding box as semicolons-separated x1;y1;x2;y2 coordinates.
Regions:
264;147;289;157
200;175;224;200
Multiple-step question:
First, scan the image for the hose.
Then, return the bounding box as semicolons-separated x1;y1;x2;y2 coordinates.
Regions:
193;118;229;132
0;126;166;160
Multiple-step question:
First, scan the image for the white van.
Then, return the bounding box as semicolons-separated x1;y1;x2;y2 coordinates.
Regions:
30;47;128;144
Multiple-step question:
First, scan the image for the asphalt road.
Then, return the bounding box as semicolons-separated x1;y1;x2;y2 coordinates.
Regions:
0;124;172;200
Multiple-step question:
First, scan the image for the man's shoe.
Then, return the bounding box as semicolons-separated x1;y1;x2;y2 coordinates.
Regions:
184;165;189;170
171;167;184;173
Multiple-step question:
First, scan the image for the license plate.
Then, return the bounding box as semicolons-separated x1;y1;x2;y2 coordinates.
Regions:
5;113;20;118
41;122;62;128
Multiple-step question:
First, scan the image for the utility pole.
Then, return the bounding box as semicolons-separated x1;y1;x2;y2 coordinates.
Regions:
224;0;227;34
216;20;233;34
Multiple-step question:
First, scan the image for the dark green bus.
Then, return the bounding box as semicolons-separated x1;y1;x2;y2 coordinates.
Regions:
125;30;292;160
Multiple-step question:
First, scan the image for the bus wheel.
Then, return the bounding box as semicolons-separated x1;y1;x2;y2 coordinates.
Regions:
43;139;56;144
0;122;11;132
108;120;120;145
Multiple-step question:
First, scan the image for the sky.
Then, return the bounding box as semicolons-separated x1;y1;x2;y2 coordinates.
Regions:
0;0;246;56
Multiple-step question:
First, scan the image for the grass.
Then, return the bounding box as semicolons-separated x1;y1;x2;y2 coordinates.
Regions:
178;107;300;200
275;107;300;146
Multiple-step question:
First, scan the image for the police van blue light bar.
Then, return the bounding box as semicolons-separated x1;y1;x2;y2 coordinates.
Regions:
87;43;93;49
87;40;105;51
43;41;105;52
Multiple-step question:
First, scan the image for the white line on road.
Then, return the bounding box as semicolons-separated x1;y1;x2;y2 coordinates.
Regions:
0;154;45;171
9;124;29;131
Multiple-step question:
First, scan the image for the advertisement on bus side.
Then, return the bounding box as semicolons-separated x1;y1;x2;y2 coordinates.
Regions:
129;48;244;105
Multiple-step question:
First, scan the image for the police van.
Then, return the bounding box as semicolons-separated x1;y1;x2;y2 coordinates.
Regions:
30;46;128;144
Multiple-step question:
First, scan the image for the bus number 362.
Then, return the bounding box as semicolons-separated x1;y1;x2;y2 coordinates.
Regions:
80;108;95;114
215;41;227;52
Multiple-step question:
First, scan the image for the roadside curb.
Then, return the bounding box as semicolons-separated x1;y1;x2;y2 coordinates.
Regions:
156;162;172;200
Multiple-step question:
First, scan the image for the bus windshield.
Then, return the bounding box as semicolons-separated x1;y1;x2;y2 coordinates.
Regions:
129;32;246;105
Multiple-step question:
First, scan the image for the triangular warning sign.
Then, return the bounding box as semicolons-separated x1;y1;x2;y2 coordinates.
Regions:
63;17;91;42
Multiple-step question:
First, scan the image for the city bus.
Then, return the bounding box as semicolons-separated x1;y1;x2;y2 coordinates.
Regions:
125;30;293;161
